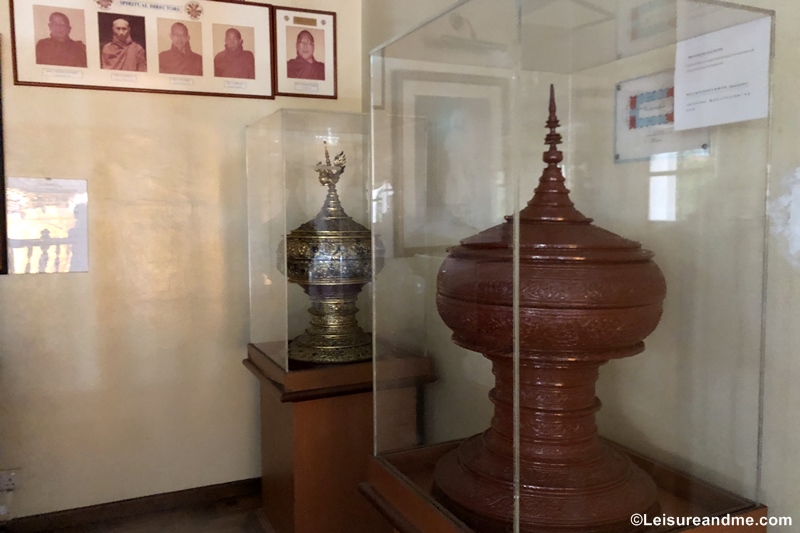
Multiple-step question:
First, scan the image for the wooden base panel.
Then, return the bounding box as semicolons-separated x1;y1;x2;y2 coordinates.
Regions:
361;441;767;533
246;343;434;533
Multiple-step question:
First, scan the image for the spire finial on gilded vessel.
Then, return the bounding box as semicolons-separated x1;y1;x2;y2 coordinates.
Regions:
314;141;349;220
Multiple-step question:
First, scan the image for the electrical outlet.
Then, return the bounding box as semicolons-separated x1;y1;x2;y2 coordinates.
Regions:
0;470;18;492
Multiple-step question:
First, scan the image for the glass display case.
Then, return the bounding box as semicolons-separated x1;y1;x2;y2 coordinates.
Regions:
245;110;407;533
246;109;373;371
366;1;774;532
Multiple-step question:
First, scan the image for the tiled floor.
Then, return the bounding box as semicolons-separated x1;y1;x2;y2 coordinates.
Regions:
10;494;263;533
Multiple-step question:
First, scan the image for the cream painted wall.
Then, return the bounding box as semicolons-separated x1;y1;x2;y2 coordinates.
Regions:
0;0;361;518
364;0;800;529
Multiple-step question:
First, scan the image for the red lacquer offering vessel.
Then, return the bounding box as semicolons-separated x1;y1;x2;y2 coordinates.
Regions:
432;86;667;533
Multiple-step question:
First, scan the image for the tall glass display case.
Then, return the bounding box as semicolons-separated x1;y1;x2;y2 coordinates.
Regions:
244;110;401;533
365;1;774;532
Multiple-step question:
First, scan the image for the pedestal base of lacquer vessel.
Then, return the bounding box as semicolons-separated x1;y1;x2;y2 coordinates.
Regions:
360;440;767;533
288;331;372;364
430;356;659;533
432;434;659;533
288;288;373;365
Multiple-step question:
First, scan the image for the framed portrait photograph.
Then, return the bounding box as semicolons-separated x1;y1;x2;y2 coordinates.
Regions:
273;6;336;99
10;0;274;98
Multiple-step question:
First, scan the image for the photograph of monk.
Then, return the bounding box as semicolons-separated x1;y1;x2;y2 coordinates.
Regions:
157;19;203;76
97;13;147;71
213;25;255;79
285;27;324;81
33;6;87;68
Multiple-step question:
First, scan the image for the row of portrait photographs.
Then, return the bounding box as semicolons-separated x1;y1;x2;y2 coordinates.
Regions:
34;6;257;79
14;0;337;98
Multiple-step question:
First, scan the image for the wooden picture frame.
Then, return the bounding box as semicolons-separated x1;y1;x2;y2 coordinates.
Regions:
10;0;274;99
0;38;7;275
390;70;509;257
273;6;336;99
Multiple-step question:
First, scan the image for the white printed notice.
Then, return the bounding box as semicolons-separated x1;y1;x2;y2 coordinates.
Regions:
674;16;770;131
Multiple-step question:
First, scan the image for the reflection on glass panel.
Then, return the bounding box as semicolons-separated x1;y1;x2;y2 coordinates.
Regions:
391;73;507;255
371;182;393;225
522;0;613;29
649;174;676;221
649;151;678;173
6;177;88;274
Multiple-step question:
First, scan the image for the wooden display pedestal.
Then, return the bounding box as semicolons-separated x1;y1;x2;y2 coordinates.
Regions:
244;342;434;533
360;440;767;533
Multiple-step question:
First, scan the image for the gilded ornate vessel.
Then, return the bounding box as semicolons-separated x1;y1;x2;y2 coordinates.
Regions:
432;86;667;532
280;143;377;364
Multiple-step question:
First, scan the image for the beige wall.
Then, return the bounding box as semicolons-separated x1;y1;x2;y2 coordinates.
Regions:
365;0;800;529
0;0;361;518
